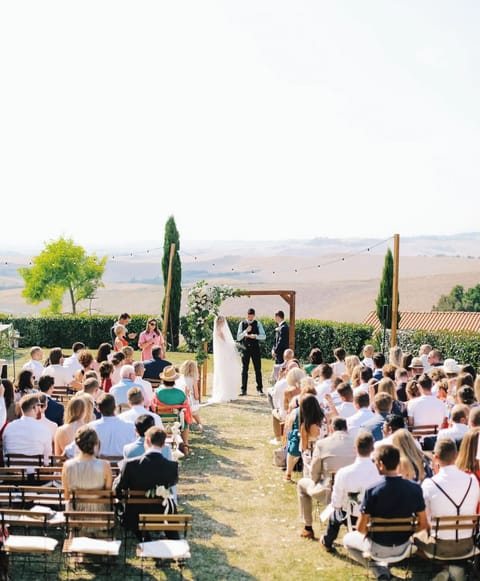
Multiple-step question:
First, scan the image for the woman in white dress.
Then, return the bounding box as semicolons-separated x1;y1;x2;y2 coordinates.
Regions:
210;315;241;403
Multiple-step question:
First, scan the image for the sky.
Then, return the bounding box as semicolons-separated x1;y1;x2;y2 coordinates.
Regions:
1;1;480;251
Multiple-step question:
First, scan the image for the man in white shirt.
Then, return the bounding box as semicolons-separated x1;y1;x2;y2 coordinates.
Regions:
22;346;44;384
407;373;446;429
2;393;52;464
318;431;383;551
416;438;480;577
118;387;163;427
62;342;85;381
436;404;469;445
88;393;136;457
133;361;154;408
41;347;72;386
347;392;377;438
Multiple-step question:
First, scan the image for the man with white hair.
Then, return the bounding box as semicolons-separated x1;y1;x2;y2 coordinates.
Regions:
110;364;143;407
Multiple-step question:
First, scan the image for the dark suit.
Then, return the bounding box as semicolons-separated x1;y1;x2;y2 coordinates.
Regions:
239;320;263;393
272;321;289;364
45;396;64;426
143;356;172;380
114;450;179;538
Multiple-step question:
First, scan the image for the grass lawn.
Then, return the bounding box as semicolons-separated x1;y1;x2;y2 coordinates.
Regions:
5;349;434;580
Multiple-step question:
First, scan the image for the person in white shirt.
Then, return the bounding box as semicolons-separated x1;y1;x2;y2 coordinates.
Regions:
2;393;52;464
318;431;383;551
88;392;135;457
361;344;375;370
346;392;376;438
407;373;446;429
62;342;86;382
118;387;163;427
416;438;480;575
436;404;470;444
353;366;374;398
315;363;334;402
42;347;72;386
324;383;356;421
133;361;154;408
22;346;44;384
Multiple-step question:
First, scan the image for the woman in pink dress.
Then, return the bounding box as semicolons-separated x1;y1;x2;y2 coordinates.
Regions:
138;318;165;361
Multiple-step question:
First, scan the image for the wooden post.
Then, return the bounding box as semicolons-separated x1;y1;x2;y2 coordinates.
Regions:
391;234;400;347
202;342;208;397
162;243;176;347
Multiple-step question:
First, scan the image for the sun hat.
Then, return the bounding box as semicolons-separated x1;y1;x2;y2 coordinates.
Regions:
442;358;461;374
409;357;424;369
159;365;180;382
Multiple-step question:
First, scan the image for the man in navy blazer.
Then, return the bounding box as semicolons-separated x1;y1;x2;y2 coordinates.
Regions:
143;346;172;381
271;310;290;381
38;375;64;426
114;426;179;538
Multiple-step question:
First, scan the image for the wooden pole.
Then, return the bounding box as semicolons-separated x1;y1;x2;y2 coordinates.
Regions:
162;243;176;348
391;234;400;347
202;342;208;397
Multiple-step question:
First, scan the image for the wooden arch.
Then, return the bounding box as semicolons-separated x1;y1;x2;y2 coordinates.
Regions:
200;289;296;397
237;290;296;350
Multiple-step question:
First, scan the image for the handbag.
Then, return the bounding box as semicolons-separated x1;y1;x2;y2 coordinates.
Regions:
273;447;286;468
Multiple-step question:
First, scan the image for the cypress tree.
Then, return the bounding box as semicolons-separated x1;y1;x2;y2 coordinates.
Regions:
162;216;182;350
375;247;398;329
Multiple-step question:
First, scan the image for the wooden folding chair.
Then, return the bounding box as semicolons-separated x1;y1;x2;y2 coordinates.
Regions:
69;488;116;512
363;515;418;579
137;513;192;580
62;510;120;578
0;507;59;578
4;453;45;468
418;514;480;576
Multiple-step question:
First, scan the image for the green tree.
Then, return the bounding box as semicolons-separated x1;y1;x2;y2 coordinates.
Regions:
433;284;480;312
162;216;182;350
375;248;399;329
19;237;107;314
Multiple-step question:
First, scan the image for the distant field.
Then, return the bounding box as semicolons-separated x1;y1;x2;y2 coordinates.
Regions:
2;253;480;323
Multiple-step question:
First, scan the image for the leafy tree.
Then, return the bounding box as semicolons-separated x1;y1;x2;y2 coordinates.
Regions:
19;237;107;314
434;284;480;312
162;216;182;350
375;248;399;329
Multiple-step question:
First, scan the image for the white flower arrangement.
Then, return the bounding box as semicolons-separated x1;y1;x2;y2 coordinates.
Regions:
185;280;239;364
145;485;174;507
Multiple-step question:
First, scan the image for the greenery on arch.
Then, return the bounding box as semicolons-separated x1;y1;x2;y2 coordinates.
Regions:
185;280;239;365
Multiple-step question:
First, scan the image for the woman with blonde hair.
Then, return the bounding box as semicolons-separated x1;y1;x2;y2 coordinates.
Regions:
391;428;426;482
456;428;480;481
54;396;87;456
179;359;203;431
389;345;403;367
342;355;361;383
376;377;406;417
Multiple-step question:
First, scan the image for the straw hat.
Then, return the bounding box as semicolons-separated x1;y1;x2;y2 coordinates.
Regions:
159;365;180;382
442;358;461;374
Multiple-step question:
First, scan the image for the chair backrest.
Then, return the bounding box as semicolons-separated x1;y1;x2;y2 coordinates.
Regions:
408;424;439;439
0;507;51;531
64;510;116;537
20;485;66;510
0;467;29;484
70;488;116;511
431;514;480;537
5;453;45;468
367;515;418;534
138;513;192;538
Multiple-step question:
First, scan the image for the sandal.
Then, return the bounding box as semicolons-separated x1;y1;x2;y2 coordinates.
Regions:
284;474;292;482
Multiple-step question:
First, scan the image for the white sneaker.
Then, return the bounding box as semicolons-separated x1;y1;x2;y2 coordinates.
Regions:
432;570;450;581
269;438;281;445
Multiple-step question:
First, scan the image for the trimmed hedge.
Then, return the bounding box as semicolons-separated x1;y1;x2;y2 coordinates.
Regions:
2;313;479;371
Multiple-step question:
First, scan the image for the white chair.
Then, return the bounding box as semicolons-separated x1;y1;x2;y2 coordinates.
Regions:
136;513;192;580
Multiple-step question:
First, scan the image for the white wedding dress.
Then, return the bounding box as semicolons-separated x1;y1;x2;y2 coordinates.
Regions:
210;315;241;403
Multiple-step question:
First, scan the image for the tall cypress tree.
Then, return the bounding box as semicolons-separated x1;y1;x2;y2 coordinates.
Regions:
162;216;182;350
375;247;398;329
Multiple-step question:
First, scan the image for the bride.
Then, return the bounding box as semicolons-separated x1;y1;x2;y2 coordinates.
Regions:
210;315;241;403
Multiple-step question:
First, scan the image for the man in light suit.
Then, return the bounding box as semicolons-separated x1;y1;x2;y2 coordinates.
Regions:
271;310;290;381
297;417;356;538
114;426;179;539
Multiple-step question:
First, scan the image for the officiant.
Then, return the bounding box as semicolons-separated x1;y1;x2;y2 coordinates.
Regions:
237;308;266;396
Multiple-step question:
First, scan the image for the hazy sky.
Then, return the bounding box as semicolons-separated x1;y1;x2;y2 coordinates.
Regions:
1;1;479;250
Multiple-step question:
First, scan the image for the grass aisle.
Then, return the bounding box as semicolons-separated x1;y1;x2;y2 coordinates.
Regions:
181;395;362;581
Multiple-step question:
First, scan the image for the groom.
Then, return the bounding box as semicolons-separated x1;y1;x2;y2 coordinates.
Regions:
271;310;290;381
237;308;266;396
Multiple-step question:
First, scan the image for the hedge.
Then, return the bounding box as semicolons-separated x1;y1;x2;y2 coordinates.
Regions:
2;314;479;371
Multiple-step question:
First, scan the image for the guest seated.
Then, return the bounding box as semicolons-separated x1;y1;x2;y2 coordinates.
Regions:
151;366;192;452
343;444;428;580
